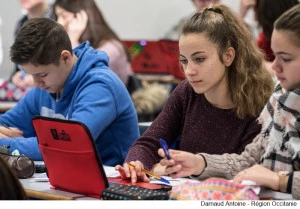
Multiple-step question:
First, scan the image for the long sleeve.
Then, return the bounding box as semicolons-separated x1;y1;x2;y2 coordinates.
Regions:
292;172;300;199
125;82;184;170
198;134;265;180
125;81;261;170
0;137;42;160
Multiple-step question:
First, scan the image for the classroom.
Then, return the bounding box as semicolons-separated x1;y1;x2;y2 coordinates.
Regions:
0;0;299;205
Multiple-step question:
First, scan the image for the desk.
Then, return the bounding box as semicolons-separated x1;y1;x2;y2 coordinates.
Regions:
20;178;90;200
18;166;119;200
259;187;293;200
0;101;17;113
20;166;294;200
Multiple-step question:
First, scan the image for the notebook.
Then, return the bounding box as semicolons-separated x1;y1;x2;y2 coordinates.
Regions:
124;40;185;79
31;116;109;199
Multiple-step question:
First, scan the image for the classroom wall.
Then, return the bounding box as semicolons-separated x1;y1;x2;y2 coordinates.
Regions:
0;0;240;79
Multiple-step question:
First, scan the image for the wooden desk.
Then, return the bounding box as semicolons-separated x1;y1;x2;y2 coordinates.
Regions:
20;178;88;200
20;167;294;200
0;101;17;113
18;166;118;200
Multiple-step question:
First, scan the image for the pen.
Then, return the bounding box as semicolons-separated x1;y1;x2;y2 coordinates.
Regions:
160;139;171;160
126;162;170;184
0;121;11;130
20;69;26;81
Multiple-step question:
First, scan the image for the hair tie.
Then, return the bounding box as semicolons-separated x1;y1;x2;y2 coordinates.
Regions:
206;7;222;15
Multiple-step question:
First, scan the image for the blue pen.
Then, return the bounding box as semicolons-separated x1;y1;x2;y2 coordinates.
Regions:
160;139;171;160
0;121;11;130
20;69;26;81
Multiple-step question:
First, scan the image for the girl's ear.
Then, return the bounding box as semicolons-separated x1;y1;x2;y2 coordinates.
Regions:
222;47;235;67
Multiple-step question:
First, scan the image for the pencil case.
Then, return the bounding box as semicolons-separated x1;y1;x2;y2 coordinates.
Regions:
0;145;35;178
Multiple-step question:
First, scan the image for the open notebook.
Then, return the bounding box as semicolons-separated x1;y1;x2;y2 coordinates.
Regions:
32;116;109;199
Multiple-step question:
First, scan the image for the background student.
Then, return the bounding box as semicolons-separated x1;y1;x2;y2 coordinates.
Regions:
159;4;300;200
53;0;138;94
0;18;139;166
239;0;299;78
116;4;274;183
11;0;55;88
164;0;221;40
0;157;28;200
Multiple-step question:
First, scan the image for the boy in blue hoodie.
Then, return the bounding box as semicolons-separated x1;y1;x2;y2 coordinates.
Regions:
0;18;139;166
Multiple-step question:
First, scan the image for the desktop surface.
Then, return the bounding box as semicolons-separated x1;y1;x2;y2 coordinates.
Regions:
20;165;294;200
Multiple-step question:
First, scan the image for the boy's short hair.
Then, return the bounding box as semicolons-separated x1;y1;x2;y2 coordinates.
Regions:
10;18;73;66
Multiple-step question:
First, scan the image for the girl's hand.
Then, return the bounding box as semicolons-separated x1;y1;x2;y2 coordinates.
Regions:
233;164;280;190
115;161;150;183
158;149;206;178
67;10;88;48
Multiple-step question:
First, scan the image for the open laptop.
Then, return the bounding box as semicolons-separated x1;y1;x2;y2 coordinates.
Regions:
123;40;185;79
32;116;109;199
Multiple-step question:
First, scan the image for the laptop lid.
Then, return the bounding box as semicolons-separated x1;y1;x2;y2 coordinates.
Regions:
124;40;169;74
158;40;184;79
124;40;184;79
32;116;109;199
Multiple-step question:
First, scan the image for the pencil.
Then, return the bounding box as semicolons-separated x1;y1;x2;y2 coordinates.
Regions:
0;121;11;130
127;162;170;184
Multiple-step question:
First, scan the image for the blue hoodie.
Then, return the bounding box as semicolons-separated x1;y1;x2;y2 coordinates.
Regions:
0;41;139;166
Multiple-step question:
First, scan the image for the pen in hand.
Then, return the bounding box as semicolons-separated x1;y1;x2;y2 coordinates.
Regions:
160;138;177;174
160;139;171;160
0;121;11;130
0;121;23;137
126;162;170;184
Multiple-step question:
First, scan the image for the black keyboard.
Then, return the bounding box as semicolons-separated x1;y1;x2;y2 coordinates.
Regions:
102;182;170;200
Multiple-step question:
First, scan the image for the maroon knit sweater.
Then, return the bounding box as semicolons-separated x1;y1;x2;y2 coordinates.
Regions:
125;81;262;170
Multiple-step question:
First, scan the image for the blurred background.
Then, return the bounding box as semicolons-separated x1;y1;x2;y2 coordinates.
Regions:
0;0;240;79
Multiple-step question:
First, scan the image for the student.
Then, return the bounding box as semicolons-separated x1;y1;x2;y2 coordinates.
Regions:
158;4;300;200
116;4;274;182
163;0;221;40
0;157;28;200
53;0;137;94
0;18;139;166
239;0;299;78
11;0;55;88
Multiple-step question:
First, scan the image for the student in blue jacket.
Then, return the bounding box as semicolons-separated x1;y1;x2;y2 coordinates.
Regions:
0;18;139;166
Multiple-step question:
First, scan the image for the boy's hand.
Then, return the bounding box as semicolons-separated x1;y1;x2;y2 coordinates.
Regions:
0;126;23;138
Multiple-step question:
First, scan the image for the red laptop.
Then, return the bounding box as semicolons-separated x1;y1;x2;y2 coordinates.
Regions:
124;40;185;79
32;116;109;199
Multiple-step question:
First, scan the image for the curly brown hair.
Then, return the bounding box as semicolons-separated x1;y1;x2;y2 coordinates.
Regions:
181;4;274;119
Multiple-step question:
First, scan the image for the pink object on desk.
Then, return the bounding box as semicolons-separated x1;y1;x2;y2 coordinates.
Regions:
170;178;259;200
